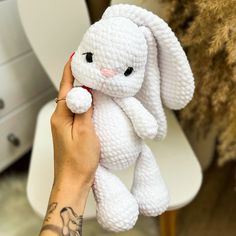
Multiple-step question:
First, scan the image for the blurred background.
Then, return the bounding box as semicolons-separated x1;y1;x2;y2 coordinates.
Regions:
0;0;235;235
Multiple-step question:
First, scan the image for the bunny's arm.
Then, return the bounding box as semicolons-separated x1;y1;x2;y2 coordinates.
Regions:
66;87;92;114
114;97;158;139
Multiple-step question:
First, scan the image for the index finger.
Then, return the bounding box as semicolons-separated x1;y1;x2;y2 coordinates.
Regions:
59;60;74;98
55;60;74;116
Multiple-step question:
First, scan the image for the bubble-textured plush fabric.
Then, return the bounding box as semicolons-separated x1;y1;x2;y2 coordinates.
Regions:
66;4;194;232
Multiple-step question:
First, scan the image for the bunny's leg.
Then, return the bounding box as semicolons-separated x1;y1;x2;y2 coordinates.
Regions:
132;144;169;216
93;165;139;232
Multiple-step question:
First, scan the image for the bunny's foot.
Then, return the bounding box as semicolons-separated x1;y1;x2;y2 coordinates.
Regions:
93;165;139;232
132;144;169;216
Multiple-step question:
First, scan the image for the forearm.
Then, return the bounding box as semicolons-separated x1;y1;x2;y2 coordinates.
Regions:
39;178;91;236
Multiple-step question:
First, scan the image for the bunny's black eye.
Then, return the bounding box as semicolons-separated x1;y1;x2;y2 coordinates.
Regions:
124;67;134;76
82;52;93;63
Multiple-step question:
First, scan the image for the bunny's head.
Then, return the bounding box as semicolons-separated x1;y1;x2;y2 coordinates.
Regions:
71;16;148;97
71;4;194;139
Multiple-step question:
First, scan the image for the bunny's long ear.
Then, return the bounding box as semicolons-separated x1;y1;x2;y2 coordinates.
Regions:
136;26;167;140
103;4;194;139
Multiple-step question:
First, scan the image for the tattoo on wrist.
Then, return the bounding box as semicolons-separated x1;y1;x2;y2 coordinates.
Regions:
41;203;83;236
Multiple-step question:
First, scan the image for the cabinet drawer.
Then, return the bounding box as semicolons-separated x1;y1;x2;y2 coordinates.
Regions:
0;52;53;118
0;87;56;170
0;0;31;64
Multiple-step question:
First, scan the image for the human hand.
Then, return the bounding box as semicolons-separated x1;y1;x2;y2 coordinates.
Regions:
50;59;100;189
40;59;100;236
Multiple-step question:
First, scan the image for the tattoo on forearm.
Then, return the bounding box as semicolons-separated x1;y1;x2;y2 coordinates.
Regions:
45;202;58;222
60;207;83;236
40;203;83;236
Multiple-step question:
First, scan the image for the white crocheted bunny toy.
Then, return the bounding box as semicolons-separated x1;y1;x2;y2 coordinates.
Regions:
66;4;194;232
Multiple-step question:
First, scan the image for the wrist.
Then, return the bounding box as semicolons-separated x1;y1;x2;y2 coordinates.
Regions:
53;176;92;196
54;171;95;190
49;179;91;215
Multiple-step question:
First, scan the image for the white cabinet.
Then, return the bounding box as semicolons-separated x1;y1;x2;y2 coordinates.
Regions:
0;89;56;171
0;52;52;118
0;0;57;171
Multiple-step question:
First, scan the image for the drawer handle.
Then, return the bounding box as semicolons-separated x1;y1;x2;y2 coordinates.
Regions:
0;99;4;109
7;133;20;147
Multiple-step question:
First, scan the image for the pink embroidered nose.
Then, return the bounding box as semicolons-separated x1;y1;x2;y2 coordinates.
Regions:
100;68;117;78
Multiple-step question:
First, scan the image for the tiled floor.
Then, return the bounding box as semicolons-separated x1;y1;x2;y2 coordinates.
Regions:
0;154;160;236
0;171;42;236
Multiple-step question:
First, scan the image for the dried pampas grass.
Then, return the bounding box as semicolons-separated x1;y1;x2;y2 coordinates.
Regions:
164;0;236;165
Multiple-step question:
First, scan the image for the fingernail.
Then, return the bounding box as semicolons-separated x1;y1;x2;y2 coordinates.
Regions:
70;52;75;60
